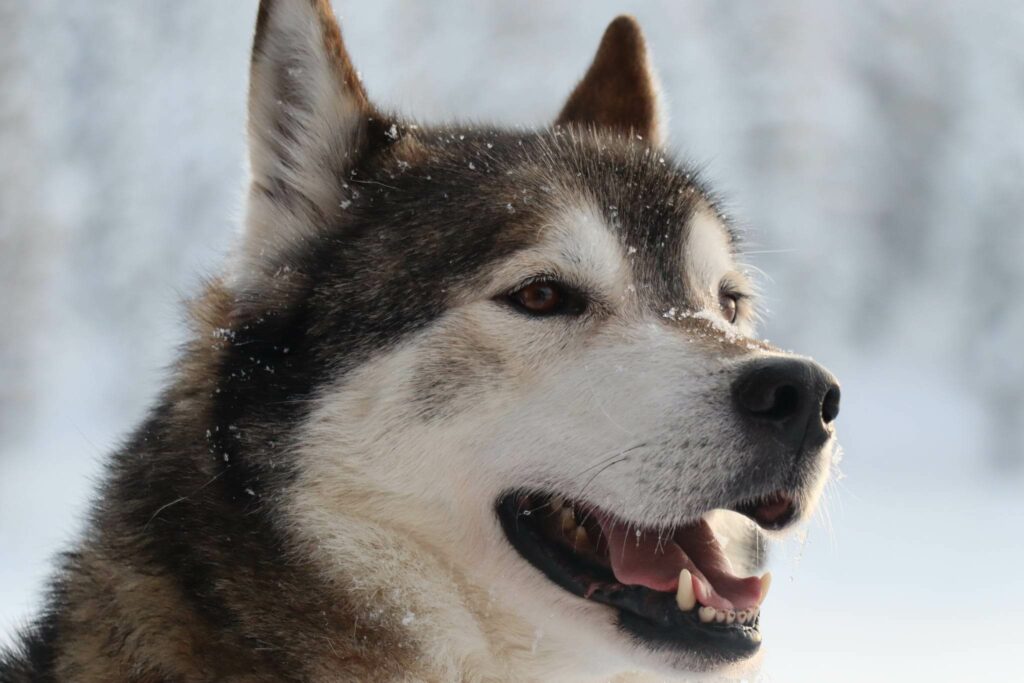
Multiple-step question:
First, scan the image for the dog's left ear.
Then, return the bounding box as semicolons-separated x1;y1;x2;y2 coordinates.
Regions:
240;0;381;279
556;16;666;145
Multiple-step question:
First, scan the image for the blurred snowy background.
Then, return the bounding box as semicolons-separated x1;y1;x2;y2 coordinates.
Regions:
1;2;1022;681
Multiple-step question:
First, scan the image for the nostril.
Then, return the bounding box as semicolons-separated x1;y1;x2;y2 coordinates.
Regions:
759;384;800;421
821;385;841;424
735;367;803;423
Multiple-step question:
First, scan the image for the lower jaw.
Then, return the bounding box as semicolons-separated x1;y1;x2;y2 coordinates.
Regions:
495;493;764;663
611;586;762;662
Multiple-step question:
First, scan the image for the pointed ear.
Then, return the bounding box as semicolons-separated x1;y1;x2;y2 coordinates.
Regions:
242;0;375;272
556;16;666;145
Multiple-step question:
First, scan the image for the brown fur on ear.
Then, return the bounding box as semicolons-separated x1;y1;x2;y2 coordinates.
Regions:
556;16;665;145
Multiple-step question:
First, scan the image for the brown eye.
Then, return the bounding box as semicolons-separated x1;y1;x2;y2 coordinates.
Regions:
505;280;586;316
517;282;560;312
719;291;739;323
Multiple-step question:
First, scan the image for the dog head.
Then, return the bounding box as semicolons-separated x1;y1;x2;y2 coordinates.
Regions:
222;0;841;675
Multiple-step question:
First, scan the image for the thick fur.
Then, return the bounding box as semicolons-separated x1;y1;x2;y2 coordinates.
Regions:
1;2;837;681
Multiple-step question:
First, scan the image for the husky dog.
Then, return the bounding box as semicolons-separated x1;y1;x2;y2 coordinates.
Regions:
1;1;841;681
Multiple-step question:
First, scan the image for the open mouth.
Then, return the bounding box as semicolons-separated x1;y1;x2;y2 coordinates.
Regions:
496;490;797;662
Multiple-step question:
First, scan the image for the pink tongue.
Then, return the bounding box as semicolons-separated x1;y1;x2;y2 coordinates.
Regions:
601;521;686;592
598;515;762;610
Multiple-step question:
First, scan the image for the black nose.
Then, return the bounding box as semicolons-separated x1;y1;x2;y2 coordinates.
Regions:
732;358;840;451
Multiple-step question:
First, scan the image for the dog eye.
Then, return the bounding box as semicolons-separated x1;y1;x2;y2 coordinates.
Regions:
506;281;585;316
718;291;739;324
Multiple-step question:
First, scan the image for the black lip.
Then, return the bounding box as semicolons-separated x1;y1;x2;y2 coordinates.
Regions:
495;493;762;663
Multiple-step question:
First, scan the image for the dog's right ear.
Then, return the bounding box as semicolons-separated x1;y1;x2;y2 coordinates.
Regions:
240;0;375;278
556;16;666;146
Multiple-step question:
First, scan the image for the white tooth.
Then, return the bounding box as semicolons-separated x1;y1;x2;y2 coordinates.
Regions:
693;574;713;605
698;606;716;623
737;610;749;624
560;508;576;533
725;610;736;624
758;572;772;606
675;570;696;611
574;526;592;551
750;630;762;643
714;610;727;623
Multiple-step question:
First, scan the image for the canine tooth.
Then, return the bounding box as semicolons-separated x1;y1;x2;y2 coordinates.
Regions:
725;610;736;624
675;570;696;611
714;610;727;623
750;630;762;643
574;526;593;552
758;571;772;606
698;606;716;623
